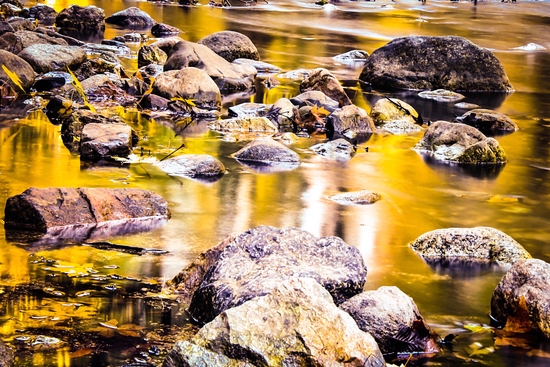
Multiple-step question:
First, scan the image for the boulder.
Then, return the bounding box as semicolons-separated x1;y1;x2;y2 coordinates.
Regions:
155;154;226;178
291;90;340;111
164;40;257;93
34;27;84;46
300;68;352;107
328;190;381;205
409;227;531;265
152;67;221;110
165;278;384;367
453;108;518;135
233;138;300;164
80;123;133;159
55;5;105;31
150;22;181;37
311;138;356;161
359;36;514;92
209;116;277;133
370;97;421;126
340;286;439;354
232;58;281;73
198;30;260;62
333;49;369;62
105;7;155;29
0;49;35;90
18;44;86;73
491;259;550;337
0;29;68;54
0;338;14;367
4;187;170;232
183;225;366;324
325;104;376;139
413;120;507;164
0;21;14;35
6;17;34;31
25;4;57;25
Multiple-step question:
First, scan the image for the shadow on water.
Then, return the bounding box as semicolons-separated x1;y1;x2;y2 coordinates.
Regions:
420;154;506;180
422;258;503;279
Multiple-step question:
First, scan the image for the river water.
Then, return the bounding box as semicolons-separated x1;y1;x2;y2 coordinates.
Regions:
1;0;550;366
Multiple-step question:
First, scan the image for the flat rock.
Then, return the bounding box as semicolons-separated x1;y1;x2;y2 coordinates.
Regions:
409;227;531;265
453;108;518;134
328;190;381;205
18;44;86;73
232;58;281;73
333;49;369;61
80;123;133;159
418;89;465;102
4;187;170;233
300;68;352;107
198;30;260;62
233;138;300;164
311;138;356;161
0;30;67;54
105;7;155;29
209;116;277;133
155;154;226;178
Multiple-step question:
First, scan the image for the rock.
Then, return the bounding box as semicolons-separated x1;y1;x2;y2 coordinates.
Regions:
453;108;518;134
0;49;35;90
233;138;300;165
209;116;278;133
137;63;164;79
370;97;421;126
6;17;34;31
123;32;142;43
26;5;57;25
165;278;384;367
0;338;14;367
74;57;125;81
146;36;184;55
300;68;352;107
34;27;84;46
232;58;281;73
340;286;439;355
55;5;105;31
359;36;514;92
150;22;181;37
155;154;226;178
152;67;221;110
105;7;155;29
328;190;381;205
325;104;375;139
278;68;311;80
78;74;135;105
0;29;67;54
80;123;133;159
0;21;14;35
18;44;86;73
273;97;297;131
44;94;74;123
409;227;531;265
164;40;257;93
454;102;480;109
311;138;356;161
198;30;260;62
227;102;271;118
333;49;369;62
291;90;340;111
183;225;367;325
0;2;20;17
491;259;550;337
82;42;131;60
413;120;507;164
4;187;170;233
418;89;465;102
137;93;169;111
382;119;422;134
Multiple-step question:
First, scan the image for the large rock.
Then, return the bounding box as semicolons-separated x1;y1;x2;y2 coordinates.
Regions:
311;138;356;161
491;259;550;337
0;338;14;367
105;7;155;29
25;4;57;24
18;44;86;73
4;187;170;232
453;108;518;135
80;123;133;159
55;5;105;31
155;154;226;178
340;286;439;354
233;138;300;164
359;36;513;92
325;104;375;139
152;67;221;110
413;120;507;164
182;226;367;324
0;30;67;54
300;68;352;107
409;227;531;265
164;40;257;93
0;49;35;90
165;278;384;367
198;30;260;62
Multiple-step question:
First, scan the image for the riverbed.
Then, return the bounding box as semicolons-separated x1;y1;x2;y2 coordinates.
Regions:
1;0;550;366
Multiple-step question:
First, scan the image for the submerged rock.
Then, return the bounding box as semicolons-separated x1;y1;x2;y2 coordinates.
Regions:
413;120;507;164
155;154;226;178
311;138;356;161
4;187;170;233
300;68;352;107
165;278;384;367
453;108;518;134
409;227;531;265
55;5;105;31
491;259;550;337
198;30;260;62
340;286;439;354
359;36;514;92
105;7;155;29
328;190;381;205
233;138;300;164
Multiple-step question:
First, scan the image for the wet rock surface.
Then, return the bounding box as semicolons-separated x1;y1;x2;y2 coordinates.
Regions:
233;138;300;164
198;30;260;62
370;97;421;127
209;116;278;133
325;104;376;138
55;5;105;31
79;123;133;159
155;154;226;178
300;67;352;107
453;108;518;134
328;190;381;205
0;49;35;89
311;138;356;161
18;44;87;73
105;7;155;29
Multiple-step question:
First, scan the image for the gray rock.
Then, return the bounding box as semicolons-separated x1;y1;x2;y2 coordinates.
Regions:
184;226;366;324
370;97;420;127
150;22;181;37
209;116;278;133
233;138;300;164
311;138;356;161
273;97;297;131
328;190;381;205
300;67;352;107
4;187;170;232
340;286;439;354
155;154;226;178
491;259;550;337
333;49;369;61
0;49;35;90
232;58;281;73
152;67;221;110
418;89;465;102
26;4;57;25
0;338;14;367
325;104;376;138
165;278;384;367
164;40;257;93
18;44;86;73
382;119;422;134
409;227;531;265
34;26;84;46
413;120;507;164
359;36;513;92
55;5;105;31
291;90;340;111
80;123;133;159
198;30;260;62
278;68;311;80
453;108;518;134
105;7;155;29
228;102;271;118
454;102;480;109
0;29;67;54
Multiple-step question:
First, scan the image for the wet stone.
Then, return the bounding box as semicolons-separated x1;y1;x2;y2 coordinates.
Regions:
328;190;381;205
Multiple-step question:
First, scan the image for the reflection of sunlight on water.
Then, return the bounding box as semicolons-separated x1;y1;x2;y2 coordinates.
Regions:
300;181;326;238
233;174;253;234
356;208;377;262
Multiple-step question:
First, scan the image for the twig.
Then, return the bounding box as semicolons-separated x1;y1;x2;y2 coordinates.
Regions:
159;143;185;162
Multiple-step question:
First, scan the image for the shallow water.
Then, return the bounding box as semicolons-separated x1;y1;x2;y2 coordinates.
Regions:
1;0;550;365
